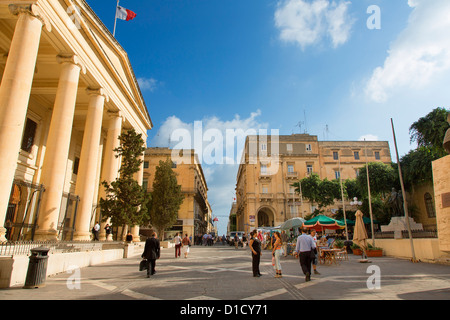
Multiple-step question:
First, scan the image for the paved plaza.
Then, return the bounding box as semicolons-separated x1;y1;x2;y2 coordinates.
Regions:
1;244;449;300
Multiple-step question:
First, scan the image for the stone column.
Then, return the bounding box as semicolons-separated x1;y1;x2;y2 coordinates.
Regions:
98;112;123;240
34;55;86;241
72;88;109;241
131;152;145;242
0;4;50;242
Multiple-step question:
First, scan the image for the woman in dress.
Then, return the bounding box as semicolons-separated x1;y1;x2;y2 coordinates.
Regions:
249;230;262;277
272;232;283;278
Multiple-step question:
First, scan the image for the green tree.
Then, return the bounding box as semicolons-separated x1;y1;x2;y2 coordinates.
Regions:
356;162;398;199
99;129;151;238
292;174;341;216
401;108;449;189
149;158;184;239
409;107;449;154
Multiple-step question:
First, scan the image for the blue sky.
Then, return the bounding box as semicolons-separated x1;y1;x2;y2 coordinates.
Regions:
87;0;450;235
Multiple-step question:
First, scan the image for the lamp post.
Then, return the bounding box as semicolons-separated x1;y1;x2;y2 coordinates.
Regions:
350;197;362;207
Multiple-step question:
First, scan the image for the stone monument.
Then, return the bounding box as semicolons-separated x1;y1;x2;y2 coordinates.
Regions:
381;188;423;237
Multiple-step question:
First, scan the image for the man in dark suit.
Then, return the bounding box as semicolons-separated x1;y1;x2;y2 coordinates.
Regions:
142;232;160;278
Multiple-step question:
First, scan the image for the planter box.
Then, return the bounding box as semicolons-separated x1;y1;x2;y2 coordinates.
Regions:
366;250;383;257
352;249;362;255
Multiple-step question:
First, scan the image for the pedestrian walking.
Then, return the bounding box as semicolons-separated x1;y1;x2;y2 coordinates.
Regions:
310;230;320;275
272;231;283;278
174;233;182;258
249;230;262;277
182;234;191;258
294;228;316;282
92;222;100;241
141;232;160;278
234;233;239;249
104;224;112;241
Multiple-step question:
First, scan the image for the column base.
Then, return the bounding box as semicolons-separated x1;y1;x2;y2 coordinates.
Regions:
0;227;7;242
33;229;59;242
72;232;92;241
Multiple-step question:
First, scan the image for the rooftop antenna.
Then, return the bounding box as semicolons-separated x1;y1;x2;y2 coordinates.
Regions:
303;110;308;134
295;121;304;134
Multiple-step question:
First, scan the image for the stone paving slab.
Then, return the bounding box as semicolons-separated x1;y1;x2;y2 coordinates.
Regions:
0;244;449;301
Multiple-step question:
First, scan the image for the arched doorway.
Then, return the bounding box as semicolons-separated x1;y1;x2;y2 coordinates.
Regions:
257;207;275;227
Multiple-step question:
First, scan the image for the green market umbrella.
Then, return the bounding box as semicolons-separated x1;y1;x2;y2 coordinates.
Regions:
337;219;355;226
303;215;345;231
362;216;380;225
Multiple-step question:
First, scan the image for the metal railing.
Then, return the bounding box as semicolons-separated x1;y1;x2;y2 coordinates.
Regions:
373;229;438;239
0;240;125;256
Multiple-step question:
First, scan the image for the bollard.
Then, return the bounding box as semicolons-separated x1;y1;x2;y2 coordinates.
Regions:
23;246;50;289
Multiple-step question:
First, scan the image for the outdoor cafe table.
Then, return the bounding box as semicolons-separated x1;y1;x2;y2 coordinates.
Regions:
320;248;341;265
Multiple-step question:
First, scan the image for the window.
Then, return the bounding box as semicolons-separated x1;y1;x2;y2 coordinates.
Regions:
354;151;360;160
171;161;177;168
424;193;436;218
335;170;340;179
289;205;298;215
287;164;294;173
261;164;267;175
289;185;295;194
260;143;267;151
21;118;37;153
333;151;339;160
306;144;312;152
143;161;149;169
142;179;149;192
355;168;360;177
286;144;293;152
262;185;269;194
375;151;380;160
73;157;80;175
306;164;313;175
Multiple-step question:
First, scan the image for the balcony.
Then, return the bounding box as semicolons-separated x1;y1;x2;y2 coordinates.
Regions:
286;171;298;179
259;193;273;201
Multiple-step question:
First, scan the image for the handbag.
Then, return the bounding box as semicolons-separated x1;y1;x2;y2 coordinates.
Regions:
139;259;148;271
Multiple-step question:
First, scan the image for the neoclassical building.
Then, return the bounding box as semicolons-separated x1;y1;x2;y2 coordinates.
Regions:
235;134;392;233
143;148;213;239
0;0;152;242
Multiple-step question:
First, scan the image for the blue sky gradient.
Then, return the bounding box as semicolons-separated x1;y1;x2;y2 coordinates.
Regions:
87;0;450;235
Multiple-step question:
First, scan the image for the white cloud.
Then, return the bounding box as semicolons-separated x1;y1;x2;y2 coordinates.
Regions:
274;0;354;49
358;134;378;141
365;0;450;103
137;77;159;92
150;111;269;235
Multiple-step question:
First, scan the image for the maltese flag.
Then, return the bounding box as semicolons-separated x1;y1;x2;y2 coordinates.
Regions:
116;6;136;21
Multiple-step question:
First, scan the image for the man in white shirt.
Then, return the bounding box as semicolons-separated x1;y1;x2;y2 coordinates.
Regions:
294;228;315;282
92;222;100;241
173;233;182;258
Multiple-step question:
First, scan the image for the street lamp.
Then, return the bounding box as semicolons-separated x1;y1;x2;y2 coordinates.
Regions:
350;197;362;206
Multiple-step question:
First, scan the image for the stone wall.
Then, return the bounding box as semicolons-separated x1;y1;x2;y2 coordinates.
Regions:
432;155;450;252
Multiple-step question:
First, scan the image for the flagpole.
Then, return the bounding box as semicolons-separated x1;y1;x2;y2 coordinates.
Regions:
338;157;349;241
113;0;119;37
391;118;417;262
364;139;375;246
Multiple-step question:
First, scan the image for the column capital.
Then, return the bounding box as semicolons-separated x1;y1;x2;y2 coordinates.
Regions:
107;110;125;122
8;3;52;32
57;54;87;75
86;87;110;103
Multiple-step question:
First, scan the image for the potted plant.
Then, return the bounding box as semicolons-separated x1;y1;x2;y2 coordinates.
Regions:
333;239;345;249
351;243;362;255
366;244;383;257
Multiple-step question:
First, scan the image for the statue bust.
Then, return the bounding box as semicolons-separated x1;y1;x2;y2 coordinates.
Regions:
388;188;404;217
444;112;450;154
